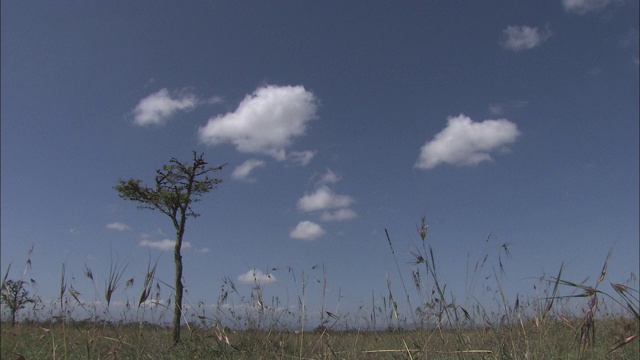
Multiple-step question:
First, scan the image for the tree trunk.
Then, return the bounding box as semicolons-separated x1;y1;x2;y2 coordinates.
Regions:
172;231;184;345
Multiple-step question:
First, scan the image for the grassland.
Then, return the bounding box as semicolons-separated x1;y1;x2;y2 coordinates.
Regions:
2;216;638;359
2;316;637;359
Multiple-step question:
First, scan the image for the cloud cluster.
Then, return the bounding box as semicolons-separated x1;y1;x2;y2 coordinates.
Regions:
290;169;357;241
415;114;521;169
132;88;199;126
198;85;318;161
132;84;319;183
298;169;357;221
500;25;551;52
238;269;277;285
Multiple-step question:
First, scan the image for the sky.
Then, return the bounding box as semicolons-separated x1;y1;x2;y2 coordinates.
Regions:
2;1;638;326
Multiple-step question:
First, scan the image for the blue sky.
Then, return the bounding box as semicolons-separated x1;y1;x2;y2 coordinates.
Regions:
2;1;638;325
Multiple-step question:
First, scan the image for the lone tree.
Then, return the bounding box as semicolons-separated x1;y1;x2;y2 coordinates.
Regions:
1;279;34;326
114;151;226;345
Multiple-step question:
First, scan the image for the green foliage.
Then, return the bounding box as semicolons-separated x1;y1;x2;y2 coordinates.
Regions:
114;151;226;226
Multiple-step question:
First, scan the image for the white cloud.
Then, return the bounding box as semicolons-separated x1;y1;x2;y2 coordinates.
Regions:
318;169;341;185
296;169;357;224
198;85;318;160
500;25;551;52
562;0;614;14
297;186;354;212
287;150;316;166
238;269;277;285
106;222;131;231
139;239;192;251
290;221;326;240
231;159;266;181
198;247;210;253
415;114;521;169
320;209;358;222
132;88;198;126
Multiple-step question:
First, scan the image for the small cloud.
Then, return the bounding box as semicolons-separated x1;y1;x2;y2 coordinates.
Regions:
198;85;319;160
204;95;224;105
318;169;341;185
139;228;167;241
140;239;192;251
198;247;210;253
287;150;316;166
488;104;505;116
500;25;551;52
297;186;354;212
290;221;326;240
488;100;529;115
238;269;277;285
415;114;521;169
320;209;358;222
562;0;615;14
106;222;131;231
132;88;198;126
231;159;266;181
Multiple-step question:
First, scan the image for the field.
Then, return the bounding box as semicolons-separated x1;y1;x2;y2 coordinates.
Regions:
2;218;638;359
1;316;638;359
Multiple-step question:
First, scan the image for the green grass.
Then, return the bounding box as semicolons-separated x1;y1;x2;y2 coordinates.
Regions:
2;317;637;359
2;215;638;359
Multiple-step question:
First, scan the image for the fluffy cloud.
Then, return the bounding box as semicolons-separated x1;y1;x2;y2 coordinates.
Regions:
415;114;521;169
238;269;277;285
106;222;131;231
500;25;551;52
296;169;357;223
231;159;266;181
320;209;358;222
297;186;354;212
132;88;198;126
198;85;318;161
139;239;192;251
290;221;326;240
562;0;614;14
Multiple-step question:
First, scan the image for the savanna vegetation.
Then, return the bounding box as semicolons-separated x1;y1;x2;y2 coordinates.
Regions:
2;215;638;359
